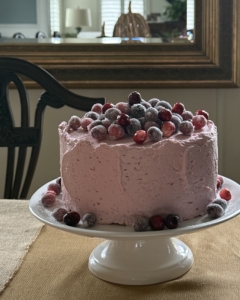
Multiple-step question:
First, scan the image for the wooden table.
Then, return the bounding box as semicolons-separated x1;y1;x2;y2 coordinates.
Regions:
1;200;240;300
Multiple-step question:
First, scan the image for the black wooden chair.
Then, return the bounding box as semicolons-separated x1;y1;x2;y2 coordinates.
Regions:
0;57;105;199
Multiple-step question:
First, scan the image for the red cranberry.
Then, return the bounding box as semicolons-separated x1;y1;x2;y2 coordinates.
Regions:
117;113;131;127
219;188;232;201
128;91;142;106
158;108;172;121
68;116;81;130
102;103;114;113
172;103;185;115
149;215;165;230
63;211;80;227
164;214;180;229
133;130;147;144
161;121;175;137
196;109;209;120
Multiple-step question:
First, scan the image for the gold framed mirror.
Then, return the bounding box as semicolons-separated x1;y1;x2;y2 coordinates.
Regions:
0;0;239;88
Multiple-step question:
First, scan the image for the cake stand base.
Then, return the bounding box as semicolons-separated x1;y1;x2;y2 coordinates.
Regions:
89;237;193;285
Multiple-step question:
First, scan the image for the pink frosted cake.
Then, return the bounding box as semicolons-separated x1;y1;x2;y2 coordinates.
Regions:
58;92;218;226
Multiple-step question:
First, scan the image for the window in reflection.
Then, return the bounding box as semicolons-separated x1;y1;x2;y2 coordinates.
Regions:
48;0;194;42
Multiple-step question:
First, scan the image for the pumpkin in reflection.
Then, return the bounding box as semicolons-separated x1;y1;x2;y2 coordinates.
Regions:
113;1;151;38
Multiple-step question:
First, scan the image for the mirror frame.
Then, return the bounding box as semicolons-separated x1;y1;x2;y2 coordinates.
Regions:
0;0;239;89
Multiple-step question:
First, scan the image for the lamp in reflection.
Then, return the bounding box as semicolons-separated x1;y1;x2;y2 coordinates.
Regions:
65;7;92;36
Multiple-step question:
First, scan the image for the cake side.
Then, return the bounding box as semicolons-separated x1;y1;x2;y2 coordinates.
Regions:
59;120;218;225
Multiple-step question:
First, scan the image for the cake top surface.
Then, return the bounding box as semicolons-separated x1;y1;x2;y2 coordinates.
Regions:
58;90;216;150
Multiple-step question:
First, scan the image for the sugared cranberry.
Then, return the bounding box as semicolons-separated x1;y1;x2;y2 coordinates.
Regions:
161;121;176;137
115;102;131;114
126;118;141;136
182;110;193;121
87;120;102;131
148;98;160;107
68;116;81;130
117;113;131;127
149;215;165;230
41;193;56;207
133;130;147;144
213;199;228;211
102;103;114;113
91;103;103;114
128;91;142;106
179;120;194;135
108;124;125;140
105;107;121;121
90;125;107;141
172;103;185;115
158;107;172;121
164;214;180;229
52;208;68;221
84;111;99;120
192;115;207;129
63;211;80;227
47;183;61;195
196;109;209;120
144;121;160;132
81;118;93;131
133;217;149;232
207;204;224;218
147;127;163;142
82;213;97;228
219;188;232;201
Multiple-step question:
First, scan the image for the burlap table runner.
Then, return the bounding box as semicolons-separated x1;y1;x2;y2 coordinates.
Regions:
1;214;240;300
0;200;43;294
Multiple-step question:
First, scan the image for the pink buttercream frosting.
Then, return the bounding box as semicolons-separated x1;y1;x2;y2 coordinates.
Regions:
59;120;218;225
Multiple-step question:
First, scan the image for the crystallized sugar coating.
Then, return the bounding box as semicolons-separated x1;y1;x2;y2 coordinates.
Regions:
130;104;146;119
90;125;107;141
145;107;159;122
207;203;224;218
108;123;125;140
147;127;163;142
126;118;141;136
84;111;99;120
148;98;160;107
105;107;121;121
157;100;172;110
59;120;218;226
115;102;131;114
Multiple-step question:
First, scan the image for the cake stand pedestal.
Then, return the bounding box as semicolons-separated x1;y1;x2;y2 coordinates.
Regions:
89;237;193;285
29;176;240;285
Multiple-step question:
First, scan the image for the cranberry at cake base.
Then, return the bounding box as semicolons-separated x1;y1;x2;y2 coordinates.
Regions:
58;92;218;226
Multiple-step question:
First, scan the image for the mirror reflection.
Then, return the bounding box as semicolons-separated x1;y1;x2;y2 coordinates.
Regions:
0;0;194;43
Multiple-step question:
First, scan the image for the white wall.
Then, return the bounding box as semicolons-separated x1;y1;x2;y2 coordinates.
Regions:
1;88;240;199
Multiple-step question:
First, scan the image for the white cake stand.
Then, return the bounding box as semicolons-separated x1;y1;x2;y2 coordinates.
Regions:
29;176;240;285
